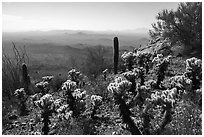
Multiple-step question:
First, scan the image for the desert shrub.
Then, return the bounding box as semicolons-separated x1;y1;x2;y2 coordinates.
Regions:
2;43;29;100
86;74;113;101
50;75;67;92
149;2;202;57
83;46;111;79
2;43;30;123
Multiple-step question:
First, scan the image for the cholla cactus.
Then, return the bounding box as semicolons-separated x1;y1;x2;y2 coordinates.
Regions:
168;75;192;95
133;85;151;109
61;80;77;115
141;92;154;135
62;80;77;92
14;88;26;99
107;77;132;96
90;95;102;119
35;75;54;95
62;80;87;117
68;69;86;88
56;104;73;121
53;99;71;120
35;94;54;111
72;89;87;99
35;94;56;135
150;89;176;108
121;51;137;71
152;54;171;66
152;54;172;88
186;57;202;73
194;88;202;108
30;131;41;135
42;76;54;83
35;81;49;95
135;51;152;74
122;70;138;82
53;99;64;109
14;88;28;115
152;54;163;63
122;70;138;94
185;57;202;89
134;67;146;85
150;88;176;107
107;77;141;135
71;89;87;116
148;88;177;134
68;69;82;85
91;95;102;106
30;93;42;107
145;80;157;89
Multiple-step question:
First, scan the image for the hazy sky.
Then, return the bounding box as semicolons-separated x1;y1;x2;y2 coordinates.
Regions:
2;2;179;32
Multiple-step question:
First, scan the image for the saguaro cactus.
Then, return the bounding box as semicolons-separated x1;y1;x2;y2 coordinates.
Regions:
22;63;31;94
113;37;119;74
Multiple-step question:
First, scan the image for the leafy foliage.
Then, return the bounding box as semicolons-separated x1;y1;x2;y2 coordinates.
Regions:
84;46;111;79
149;2;202;57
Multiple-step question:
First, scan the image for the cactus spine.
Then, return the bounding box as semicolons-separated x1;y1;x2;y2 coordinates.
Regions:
113;37;119;74
22;63;31;94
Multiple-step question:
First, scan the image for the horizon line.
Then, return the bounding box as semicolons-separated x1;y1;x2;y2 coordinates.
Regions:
2;27;151;33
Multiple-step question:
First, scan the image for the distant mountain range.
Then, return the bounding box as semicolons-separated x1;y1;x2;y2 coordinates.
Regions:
2;28;150;52
3;27;150;36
